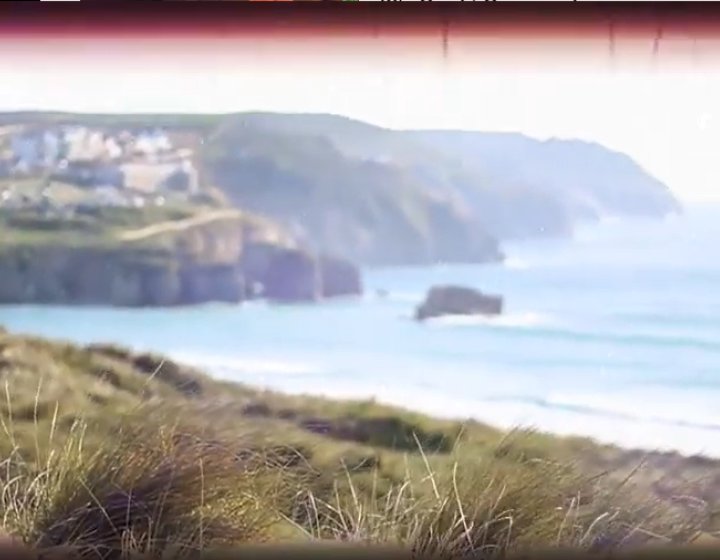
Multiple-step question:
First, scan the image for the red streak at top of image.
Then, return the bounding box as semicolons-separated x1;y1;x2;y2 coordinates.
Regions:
0;3;719;72
0;3;719;41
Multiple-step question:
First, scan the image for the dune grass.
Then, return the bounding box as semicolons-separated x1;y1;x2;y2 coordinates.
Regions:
0;329;717;558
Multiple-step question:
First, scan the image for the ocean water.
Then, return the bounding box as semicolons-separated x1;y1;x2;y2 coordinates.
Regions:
2;205;720;456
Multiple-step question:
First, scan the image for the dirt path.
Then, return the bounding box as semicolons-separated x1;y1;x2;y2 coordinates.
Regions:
116;209;243;242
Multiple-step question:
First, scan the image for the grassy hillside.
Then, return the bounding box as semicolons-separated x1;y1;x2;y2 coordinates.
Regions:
1;204;196;247
0;328;718;557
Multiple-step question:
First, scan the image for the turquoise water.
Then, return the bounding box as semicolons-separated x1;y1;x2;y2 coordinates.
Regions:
2;206;720;456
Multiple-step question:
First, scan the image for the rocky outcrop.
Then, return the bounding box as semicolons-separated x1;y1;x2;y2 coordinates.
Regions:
262;248;320;302
179;263;244;304
0;232;362;307
318;255;363;298
253;248;363;303
0;247;232;307
415;285;503;321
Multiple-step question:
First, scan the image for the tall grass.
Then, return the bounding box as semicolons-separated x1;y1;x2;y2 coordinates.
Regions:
0;408;710;559
0;334;712;558
0;406;297;559
286;433;705;558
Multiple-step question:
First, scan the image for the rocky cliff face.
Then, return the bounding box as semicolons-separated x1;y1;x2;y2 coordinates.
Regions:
0;218;363;307
411;132;681;236
319;255;363;299
0;247;237;306
204;115;504;267
241;243;363;303
178;263;245;305
261;248;320;302
204;113;680;264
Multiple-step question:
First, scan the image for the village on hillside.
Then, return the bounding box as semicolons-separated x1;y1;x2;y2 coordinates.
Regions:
0;124;204;217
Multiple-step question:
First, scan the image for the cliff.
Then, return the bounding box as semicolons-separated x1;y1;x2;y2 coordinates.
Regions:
203;114;503;266
202;113;680;263
0;210;362;307
411;131;682;237
0;111;682;269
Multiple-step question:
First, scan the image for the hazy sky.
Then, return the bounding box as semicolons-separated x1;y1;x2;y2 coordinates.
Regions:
2;49;718;201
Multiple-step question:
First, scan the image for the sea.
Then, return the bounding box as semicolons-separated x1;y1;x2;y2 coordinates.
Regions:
2;204;720;457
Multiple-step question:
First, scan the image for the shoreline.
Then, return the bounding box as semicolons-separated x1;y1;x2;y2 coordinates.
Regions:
1;323;712;466
4;304;720;462
195;361;720;463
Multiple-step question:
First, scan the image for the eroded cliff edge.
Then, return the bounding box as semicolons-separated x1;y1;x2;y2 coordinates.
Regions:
0;210;362;306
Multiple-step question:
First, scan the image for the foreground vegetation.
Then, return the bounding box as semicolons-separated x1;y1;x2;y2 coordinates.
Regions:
0;327;719;558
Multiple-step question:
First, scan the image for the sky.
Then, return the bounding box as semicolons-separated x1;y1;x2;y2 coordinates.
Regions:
1;33;719;202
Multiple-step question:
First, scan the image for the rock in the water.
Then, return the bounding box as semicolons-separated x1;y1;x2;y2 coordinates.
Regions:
415;285;503;321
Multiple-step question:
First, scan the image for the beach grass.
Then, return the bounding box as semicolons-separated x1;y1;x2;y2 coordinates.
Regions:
0;328;716;558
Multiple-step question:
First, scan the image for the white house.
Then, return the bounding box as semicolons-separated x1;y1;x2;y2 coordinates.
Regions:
104;137;123;160
62;127;88;157
133;130;173;157
63;127;115;162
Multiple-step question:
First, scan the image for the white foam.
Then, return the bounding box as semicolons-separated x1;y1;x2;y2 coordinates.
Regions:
504;257;531;270
302;385;720;458
173;353;321;376
170;351;720;458
546;389;720;429
428;311;552;329
380;291;423;303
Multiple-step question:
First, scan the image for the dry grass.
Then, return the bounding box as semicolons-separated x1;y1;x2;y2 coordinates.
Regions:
290;434;706;558
0;411;710;559
0;412;298;559
0;331;716;558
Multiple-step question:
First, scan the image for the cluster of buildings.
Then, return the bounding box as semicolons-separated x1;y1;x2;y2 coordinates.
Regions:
0;125;201;213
